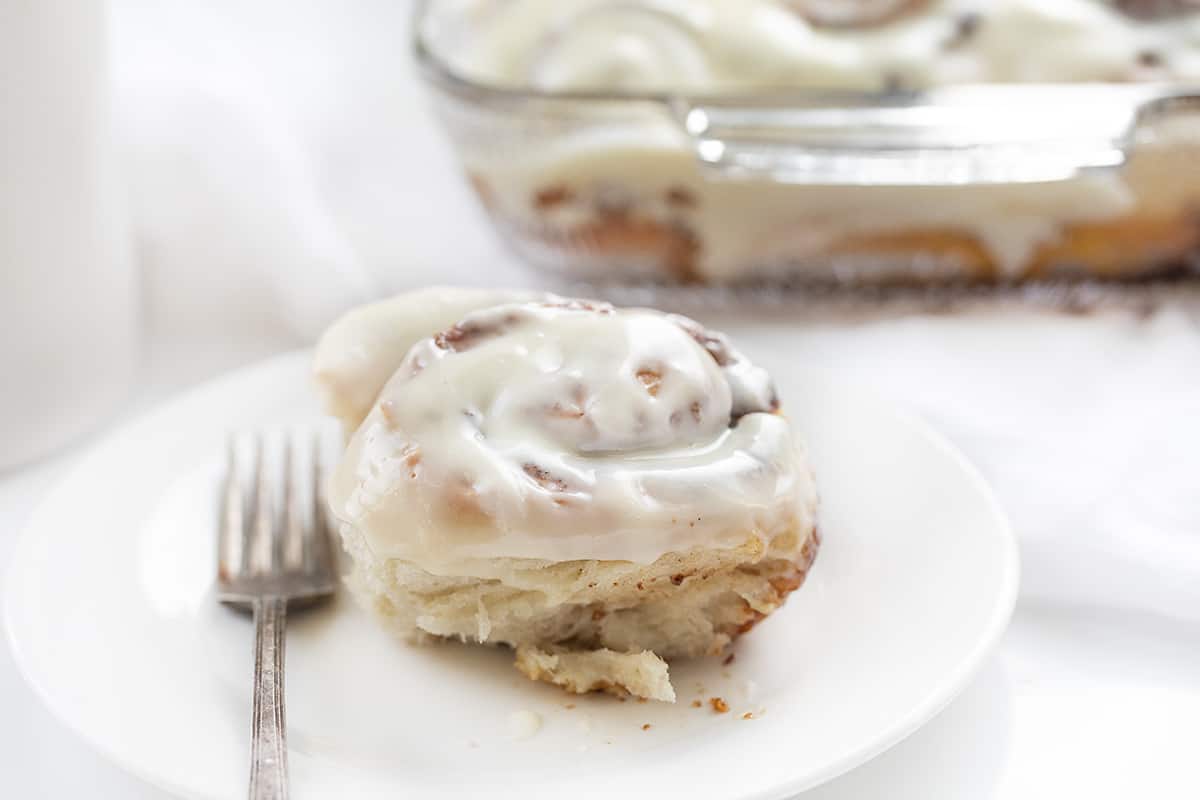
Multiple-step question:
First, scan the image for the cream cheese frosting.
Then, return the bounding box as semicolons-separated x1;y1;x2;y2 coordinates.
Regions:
429;0;1200;92
314;286;545;434
320;291;814;568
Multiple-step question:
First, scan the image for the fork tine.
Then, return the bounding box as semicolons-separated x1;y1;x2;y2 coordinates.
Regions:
219;436;245;581
281;435;305;571
309;430;336;578
248;433;275;575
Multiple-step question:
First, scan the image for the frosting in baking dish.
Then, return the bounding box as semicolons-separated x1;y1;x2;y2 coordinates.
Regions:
320;290;814;566
426;1;1200;280
431;0;1200;91
469;129;1150;279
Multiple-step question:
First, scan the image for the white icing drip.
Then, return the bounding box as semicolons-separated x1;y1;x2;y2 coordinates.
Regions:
470;139;1145;279
324;292;809;566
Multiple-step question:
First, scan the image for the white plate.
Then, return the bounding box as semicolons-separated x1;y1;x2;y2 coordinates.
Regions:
5;350;1017;800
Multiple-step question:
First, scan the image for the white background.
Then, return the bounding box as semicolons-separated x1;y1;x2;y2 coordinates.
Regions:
3;1;1200;797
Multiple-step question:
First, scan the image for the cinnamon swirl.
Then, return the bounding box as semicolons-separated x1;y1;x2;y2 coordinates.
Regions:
316;288;819;701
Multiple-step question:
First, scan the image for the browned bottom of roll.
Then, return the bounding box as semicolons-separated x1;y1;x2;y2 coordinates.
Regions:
340;522;819;701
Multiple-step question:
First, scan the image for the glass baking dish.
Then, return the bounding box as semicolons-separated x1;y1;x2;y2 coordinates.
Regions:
413;1;1200;287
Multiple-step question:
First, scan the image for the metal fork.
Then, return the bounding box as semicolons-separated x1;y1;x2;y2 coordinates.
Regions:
218;433;338;800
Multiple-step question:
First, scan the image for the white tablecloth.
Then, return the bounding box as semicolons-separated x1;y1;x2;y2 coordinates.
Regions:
3;1;1199;797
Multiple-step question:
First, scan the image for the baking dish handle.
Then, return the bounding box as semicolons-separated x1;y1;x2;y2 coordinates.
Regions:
673;85;1200;186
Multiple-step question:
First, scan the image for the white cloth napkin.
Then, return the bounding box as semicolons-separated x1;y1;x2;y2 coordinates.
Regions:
108;0;1200;629
111;0;530;348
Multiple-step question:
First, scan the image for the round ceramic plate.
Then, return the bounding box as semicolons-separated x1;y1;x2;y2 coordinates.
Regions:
5;350;1017;800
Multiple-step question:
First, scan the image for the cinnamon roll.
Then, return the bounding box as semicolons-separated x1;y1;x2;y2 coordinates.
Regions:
316;288;819;701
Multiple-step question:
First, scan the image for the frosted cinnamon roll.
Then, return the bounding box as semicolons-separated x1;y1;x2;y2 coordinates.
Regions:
316;288;819;701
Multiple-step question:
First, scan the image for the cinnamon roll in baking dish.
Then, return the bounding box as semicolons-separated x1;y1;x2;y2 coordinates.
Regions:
315;288;819;701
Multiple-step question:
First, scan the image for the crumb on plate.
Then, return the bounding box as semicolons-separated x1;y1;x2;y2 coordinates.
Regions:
508;710;543;740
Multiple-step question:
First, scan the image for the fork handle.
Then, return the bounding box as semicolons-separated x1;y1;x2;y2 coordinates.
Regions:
249;596;289;800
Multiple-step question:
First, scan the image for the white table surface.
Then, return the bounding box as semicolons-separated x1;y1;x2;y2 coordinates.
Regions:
4;1;1200;796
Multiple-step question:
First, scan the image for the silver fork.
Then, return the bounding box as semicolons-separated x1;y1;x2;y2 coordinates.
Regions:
218;433;338;800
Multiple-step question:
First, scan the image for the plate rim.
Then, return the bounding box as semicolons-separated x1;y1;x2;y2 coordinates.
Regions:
4;349;1019;800
766;397;1021;798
